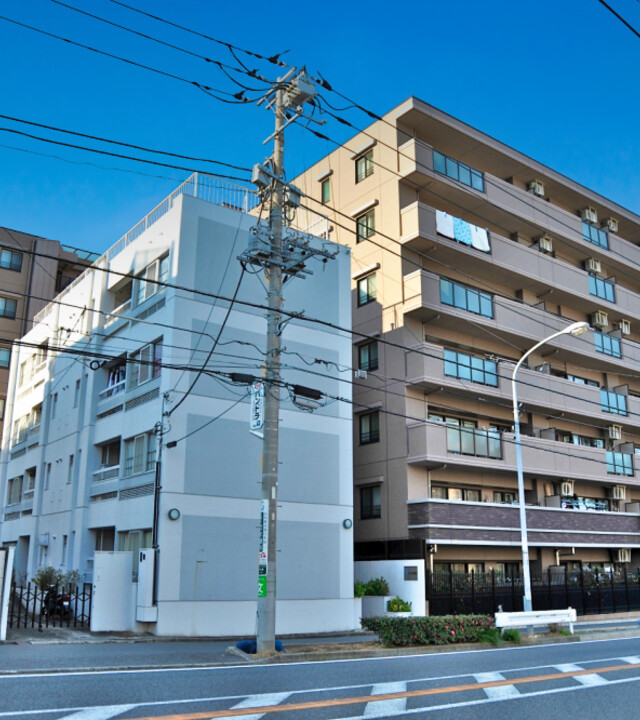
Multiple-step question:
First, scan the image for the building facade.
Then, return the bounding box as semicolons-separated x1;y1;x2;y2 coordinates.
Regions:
0;176;356;636
0;227;94;451
293;97;640;579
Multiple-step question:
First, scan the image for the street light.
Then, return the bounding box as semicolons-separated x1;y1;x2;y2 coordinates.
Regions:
511;320;589;612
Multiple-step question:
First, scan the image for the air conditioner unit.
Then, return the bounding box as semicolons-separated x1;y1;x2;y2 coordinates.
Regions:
616;548;631;563
608;424;623;441
584;257;602;274
603;217;619;233
609;485;626;501
615;319;631;336
527;179;545;197
560;480;574;496
537;235;553;253
582;207;598;224
590;310;608;329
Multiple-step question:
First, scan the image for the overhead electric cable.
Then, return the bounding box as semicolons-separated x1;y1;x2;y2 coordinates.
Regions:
596;0;640;39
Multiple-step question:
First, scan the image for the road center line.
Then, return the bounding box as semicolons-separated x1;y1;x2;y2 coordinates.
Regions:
224;693;291;720
131;661;640;720
473;671;519;698
363;681;407;717
554;663;607;686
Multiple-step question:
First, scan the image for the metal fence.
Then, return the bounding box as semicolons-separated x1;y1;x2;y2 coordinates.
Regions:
8;583;92;630
427;568;640;617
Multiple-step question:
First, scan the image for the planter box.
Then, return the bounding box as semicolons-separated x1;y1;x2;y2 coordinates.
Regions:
361;595;391;618
386;610;412;618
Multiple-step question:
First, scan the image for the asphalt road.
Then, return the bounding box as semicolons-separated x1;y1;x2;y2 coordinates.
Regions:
3;636;640;719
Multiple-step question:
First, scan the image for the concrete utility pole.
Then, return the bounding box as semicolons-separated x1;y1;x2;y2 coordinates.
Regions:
240;68;335;653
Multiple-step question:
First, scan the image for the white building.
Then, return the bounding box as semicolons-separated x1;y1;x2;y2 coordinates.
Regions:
0;174;357;636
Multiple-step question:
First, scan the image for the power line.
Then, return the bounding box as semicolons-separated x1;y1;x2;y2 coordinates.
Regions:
596;0;640;39
0;14;251;104
0;113;251;171
106;0;289;67
0;125;250;182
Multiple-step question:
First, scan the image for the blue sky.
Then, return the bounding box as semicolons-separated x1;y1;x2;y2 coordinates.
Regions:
1;0;640;254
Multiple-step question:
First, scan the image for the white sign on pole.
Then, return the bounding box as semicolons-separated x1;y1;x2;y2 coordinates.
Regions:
250;381;265;431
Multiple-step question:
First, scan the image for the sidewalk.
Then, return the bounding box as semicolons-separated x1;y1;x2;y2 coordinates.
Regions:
2;613;639;672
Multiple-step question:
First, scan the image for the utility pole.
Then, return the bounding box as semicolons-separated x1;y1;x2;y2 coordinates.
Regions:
239;68;335;653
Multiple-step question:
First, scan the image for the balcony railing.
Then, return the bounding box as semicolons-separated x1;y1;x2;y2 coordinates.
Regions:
98;379;126;400
104;299;131;328
92;465;120;483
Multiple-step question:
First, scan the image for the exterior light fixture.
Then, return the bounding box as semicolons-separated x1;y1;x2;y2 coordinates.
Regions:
167;508;181;521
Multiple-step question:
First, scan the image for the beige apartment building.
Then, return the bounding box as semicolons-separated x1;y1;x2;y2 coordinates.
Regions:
0;227;95;449
293;96;640;579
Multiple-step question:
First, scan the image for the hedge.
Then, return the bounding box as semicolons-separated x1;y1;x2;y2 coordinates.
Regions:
361;614;494;647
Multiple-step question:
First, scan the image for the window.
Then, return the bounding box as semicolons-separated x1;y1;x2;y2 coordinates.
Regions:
433;150;484;191
24;467;36;497
443;349;498;386
356;209;375;243
0;397;4;421
12;414;29;444
582;221;608;249
440;278;493;318
444;417;502;459
0;248;23;271
494;491;516;504
594;331;621;358
570;434;604;449
101;440;121;469
601;388;627;415
431;486;480;502
0;296;17;319
123;432;156;476
495;562;520;579
360;485;381;519
73;379;81;408
357;274;377;307
607;450;633;476
321;178;330;204
561;496;609;511
67;454;74;484
566;373;599;387
94;527;115;551
6;476;22;505
31;403;42;429
0;348;9;368
50;392;58;419
45;463;51;490
129;339;162;389
434;562;485;574
135;254;169;306
355;149;373;183
358;341;378;371
118;529;153;578
588;275;615;302
62;535;68;566
102;359;126;398
359;411;380;444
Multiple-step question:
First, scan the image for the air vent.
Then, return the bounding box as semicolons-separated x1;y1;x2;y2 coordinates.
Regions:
616;548;631;563
603;217;619;233
584;258;601;274
608;424;622;441
615;319;631;336
590;310;608;329
527;179;545;197
582;207;598;224
560;480;574;496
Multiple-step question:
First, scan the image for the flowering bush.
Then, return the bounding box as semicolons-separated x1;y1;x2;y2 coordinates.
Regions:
361;614;494;647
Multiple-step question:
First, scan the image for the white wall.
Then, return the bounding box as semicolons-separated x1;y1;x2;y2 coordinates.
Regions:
355;559;426;616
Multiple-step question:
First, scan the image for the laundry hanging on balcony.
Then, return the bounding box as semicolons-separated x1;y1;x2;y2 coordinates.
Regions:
436;210;490;252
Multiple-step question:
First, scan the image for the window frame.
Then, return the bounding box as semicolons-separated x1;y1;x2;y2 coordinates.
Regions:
0;347;9;368
355;209;375;243
359;410;380;445
594;331;621;358
588;274;615;303
440;278;493;318
357;274;377;307
355;149;374;183
443;348;498;386
606;450;633;476
433;150;485;192
129;339;163;390
135;254;169;306
360;485;381;520
0;248;23;272
600;388;627;415
582;221;608;249
321;178;330;205
123;432;157;477
358;340;379;371
0;296;17;319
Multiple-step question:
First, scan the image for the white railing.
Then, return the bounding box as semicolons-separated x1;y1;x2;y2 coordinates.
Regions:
34;174;257;324
92;465;120;483
302;217;331;240
104;299;132;328
98;379;126;400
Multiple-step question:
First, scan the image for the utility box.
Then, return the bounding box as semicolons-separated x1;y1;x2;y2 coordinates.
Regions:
136;549;158;622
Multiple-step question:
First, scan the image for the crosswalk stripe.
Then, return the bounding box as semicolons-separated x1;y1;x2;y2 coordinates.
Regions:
554;663;607;686
58;707;137;720
363;681;407;717
621;656;640;664
224;693;291;720
473;672;519;698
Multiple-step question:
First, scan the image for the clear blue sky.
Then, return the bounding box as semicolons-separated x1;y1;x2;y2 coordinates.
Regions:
1;0;640;254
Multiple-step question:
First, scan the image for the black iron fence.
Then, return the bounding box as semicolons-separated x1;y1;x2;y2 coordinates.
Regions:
427;568;640;616
8;582;92;630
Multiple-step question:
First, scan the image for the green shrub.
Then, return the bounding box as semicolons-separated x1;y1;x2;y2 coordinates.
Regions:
477;626;501;646
361;614;494;647
387;597;412;612
32;566;64;590
354;580;366;598
363;577;390;596
501;628;521;643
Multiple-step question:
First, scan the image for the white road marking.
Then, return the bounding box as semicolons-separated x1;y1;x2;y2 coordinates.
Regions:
621;656;640;664
57;707;136;720
363;681;407;717
224;692;291;720
554;663;608;686
473;671;520;698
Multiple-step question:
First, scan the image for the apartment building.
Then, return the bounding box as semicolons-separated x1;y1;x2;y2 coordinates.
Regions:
293;96;640;579
0;176;356;636
0;227;94;450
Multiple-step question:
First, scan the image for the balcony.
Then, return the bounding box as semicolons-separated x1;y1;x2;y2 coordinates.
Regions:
400;201;640;323
407;498;640;547
407;421;640;484
98;379;126;401
402;269;640;375
405;340;640;426
92;465;120;483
